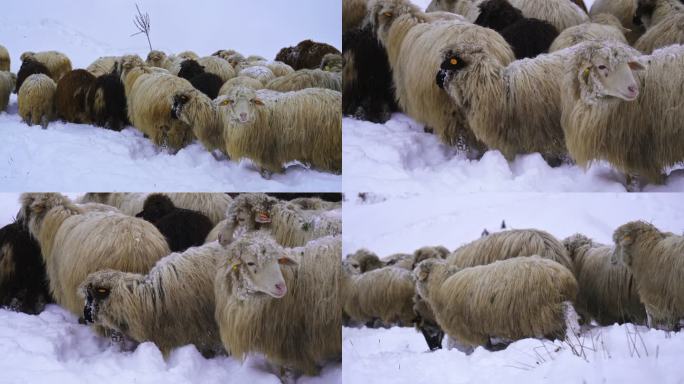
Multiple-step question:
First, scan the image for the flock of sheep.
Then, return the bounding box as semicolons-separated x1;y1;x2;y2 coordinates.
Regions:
0;192;342;380
343;0;684;188
343;224;684;353
0;40;343;178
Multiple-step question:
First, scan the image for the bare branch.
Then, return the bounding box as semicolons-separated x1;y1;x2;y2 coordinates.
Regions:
131;3;152;51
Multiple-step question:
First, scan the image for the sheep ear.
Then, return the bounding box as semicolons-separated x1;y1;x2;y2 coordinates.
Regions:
278;256;297;266
416;265;430;282
253;98;264;106
628;60;645;71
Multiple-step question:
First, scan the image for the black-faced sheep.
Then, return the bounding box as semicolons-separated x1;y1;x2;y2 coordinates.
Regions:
560;41;684;186
563;233;646;325
265;69;341;92
275;40;341;70
634;11;684;53
86;72;128;131
215;86;342;177
20;51;72;82
613;221;684;330
18;74;56;129
177;59;205;80
415;256;579;352
135;193;213;253
0;44;9;71
79;241;227;356
17;193;170;317
0;71;16;112
549;14;628;52
475;0;559;59
0;222;50;314
16;59;50;94
215;234;341;377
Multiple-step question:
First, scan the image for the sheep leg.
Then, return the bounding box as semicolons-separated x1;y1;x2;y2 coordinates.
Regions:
563;301;581;338
625;174;644;192
40;115;49;129
446;336;474;355
25;113;33;127
259;168;274;180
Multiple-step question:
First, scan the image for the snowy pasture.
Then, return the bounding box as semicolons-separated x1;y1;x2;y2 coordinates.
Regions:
0;0;341;191
0;193;341;383
342;192;684;383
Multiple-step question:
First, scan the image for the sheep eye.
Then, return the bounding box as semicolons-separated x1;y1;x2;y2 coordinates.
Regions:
450;58;458;65
97;288;109;294
598;65;607;70
247;262;256;267
221;99;233;106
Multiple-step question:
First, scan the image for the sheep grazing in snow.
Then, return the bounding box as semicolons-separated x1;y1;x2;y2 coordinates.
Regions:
170;88;224;153
275;39;341;70
342;25;398;124
560;41;684;186
80;241;227;356
17;193;170;317
590;0;644;43
16;59;50;94
343;0;368;32
135;194;213;253
266;69;341;92
270;198;342;247
20;51;72;83
216;193;280;245
613;221;684;330
215;234;341;377
344;249;384;274
18;74;56;129
0;44;9;71
55;69;96;124
0;222;50;315
634;12;684;53
215;86;342;177
475;0;559;59
563;234;646;325
415;256;579;352
369;0;512;151
86;72;128;131
320;53;344;72
0;71;16;112
549;14;628;52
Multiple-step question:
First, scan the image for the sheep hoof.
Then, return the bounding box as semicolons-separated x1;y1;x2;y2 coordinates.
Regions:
40;116;49;129
423;126;434;134
259;168;273;179
625;174;644;192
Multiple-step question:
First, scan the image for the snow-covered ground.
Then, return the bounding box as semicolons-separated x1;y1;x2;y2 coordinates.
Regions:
342;192;684;383
0;0;341;191
0;193;341;383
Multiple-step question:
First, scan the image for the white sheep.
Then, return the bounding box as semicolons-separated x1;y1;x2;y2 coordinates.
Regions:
634;12;684;53
237;65;276;86
549;14;628;52
18;74;56;129
20;51;72;82
218;76;264;96
197;56;236;82
266;69;341;92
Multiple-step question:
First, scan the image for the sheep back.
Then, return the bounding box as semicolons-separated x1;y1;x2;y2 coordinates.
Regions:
18;74;56;128
55;69;96;124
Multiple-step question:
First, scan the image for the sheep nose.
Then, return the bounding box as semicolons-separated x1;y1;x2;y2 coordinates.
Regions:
628;85;638;93
275;283;287;295
240;112;247;120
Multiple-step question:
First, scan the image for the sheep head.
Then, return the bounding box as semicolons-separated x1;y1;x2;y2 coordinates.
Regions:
136;193;175;223
368;0;422;44
19;52;36;62
320;53;344;72
177;51;199;61
79;269;140;334
413;258;460;302
17;193;80;239
425;0;458;13
224;236;297;300
146;50;167;68
562;234;593;262
436;43;486;102
413;246;450;267
214;87;264;125
226;53;246;68
344;249;383;274
212;49;238;61
612;220;661;267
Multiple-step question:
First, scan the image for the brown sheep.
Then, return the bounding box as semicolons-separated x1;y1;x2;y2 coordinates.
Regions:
55;69;96;124
275;40;341;70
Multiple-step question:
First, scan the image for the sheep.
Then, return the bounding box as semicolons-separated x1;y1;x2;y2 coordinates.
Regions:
590;0;644;43
369;0;513;151
145;50;181;72
270;198;342;247
560;41;684;186
613;221;684;330
55;69;97;124
225;53;246;68
344;249;384;273
414;256;578;352
20;51;72;83
87;55;144;77
413;245;450;266
16;58;50;94
634;0;684;30
17;193;170;317
342;25;398;124
237;66;276;86
215;234;341;377
135;194;213;253
211;49;239;61
265;69;341;92
288;196;341;210
18;74;56;129
175;59;225;100
437;41;573;165
343;0;368;32
215;193;280;245
266;61;295;77
246;55;266;62
175;50;200;61
475;0;560;59
320;53;344;72
79;241;227;356
218;76;264;96
0;222;50;315
177;59;205;80
549;14;628;52
563;234;646;325
634;12;684;53
0;71;16;112
215;86;342;177
86;72;128;131
381;253;414;269
197;56;235;82
170;88;225;153
275;40;341;70
0;44;9;71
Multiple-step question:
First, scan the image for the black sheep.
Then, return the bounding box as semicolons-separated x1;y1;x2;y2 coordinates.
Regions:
178;59;206;81
15;59;51;93
475;0;559;59
87;71;128;131
135;194;213;253
189;72;223;100
342;25;398;124
0;222;51;314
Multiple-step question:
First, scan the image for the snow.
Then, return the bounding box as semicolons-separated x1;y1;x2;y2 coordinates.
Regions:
0;193;341;383
342;193;684;383
0;0;341;191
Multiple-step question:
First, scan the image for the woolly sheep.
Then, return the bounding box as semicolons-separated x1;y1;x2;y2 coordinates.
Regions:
79;241;227;356
549;14;628;52
215;86;342;176
320;53;343;72
634;12;684;53
211;49;239;61
216;193;280;245
415;256;579;352
344;249;384;274
437;42;574;164
218;76;264;96
55;69;96;124
275;40;341;70
16;59;50;94
266;69;341;92
145;50;172;70
343;0;368;32
563;234;646;325
560;41;684;185
237;66;276;86
270;198;342;247
87;55;144;77
0;71;16;112
590;0;644;43
0;44;9;71
135;194;213;252
87;72;128;131
197;56;236;82
634;0;684;30
413;245;450;266
17;193;170;316
369;0;513;151
613;221;684;330
0;222;50;314
177;59;205;80
18;74;56;129
265;61;295;78
170;88;224;153
381;253;414;269
342;25;398;124
215;234;341;377
21;51;72;82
